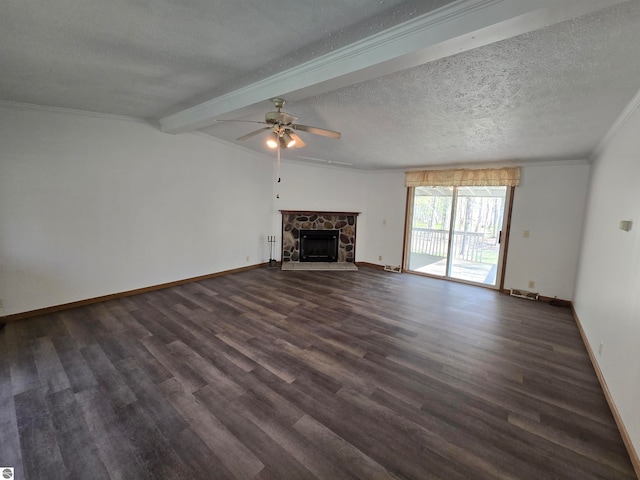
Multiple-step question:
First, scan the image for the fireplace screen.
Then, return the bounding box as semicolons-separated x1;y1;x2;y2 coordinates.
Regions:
300;230;339;262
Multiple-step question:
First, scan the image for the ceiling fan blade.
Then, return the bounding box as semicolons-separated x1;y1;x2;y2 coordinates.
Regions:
288;131;306;148
279;112;297;124
217;119;268;124
292;124;341;139
236;126;271;141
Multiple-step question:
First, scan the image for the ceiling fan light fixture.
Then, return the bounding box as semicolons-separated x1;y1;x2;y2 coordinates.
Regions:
282;131;296;148
233;98;341;151
266;131;279;149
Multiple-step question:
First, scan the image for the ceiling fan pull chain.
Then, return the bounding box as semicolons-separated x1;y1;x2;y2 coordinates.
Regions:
275;143;281;198
277;144;281;183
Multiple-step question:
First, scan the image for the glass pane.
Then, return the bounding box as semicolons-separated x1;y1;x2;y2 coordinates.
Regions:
408;186;453;276
449;186;507;286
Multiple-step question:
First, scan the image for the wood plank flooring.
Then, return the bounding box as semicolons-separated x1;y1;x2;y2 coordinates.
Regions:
0;266;636;479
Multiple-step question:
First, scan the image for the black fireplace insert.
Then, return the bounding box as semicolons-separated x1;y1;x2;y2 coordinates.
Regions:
300;229;339;262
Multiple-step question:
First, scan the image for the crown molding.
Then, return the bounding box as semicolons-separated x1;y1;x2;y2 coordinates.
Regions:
590;87;640;161
374;158;590;174
160;0;625;134
515;158;590;167
0;100;149;124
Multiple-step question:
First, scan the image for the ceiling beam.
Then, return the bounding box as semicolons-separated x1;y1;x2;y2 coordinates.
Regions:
160;0;625;134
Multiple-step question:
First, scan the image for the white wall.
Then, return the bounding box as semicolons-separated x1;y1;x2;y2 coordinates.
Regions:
360;171;407;267
355;164;589;300
0;104;273;316
0;104;591;318
504;162;590;299
574;102;640;457
269;165;408;267
269;160;368;259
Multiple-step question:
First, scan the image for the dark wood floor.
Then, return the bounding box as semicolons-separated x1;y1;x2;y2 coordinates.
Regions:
0;266;636;479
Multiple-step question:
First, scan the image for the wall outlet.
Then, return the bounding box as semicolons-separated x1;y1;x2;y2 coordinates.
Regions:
245;256;250;262
382;219;387;225
378;255;383;261
599;342;604;355
528;280;535;289
523;230;530;238
0;298;3;309
619;220;632;232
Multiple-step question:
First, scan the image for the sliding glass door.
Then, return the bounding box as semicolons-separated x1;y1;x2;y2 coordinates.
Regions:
406;185;510;288
407;187;453;277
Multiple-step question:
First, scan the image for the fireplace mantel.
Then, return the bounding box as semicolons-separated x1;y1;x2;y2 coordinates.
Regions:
280;210;361;216
280;211;360;264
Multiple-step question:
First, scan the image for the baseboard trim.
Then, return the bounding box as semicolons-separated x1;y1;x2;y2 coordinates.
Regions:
356;262;387;271
499;288;572;307
571;305;640;478
0;263;269;322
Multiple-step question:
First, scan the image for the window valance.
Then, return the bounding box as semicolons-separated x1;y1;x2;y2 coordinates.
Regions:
405;167;521;187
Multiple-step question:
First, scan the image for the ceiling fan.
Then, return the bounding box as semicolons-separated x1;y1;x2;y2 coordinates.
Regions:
219;98;341;150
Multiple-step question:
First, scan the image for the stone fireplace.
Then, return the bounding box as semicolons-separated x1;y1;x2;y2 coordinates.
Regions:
280;211;359;265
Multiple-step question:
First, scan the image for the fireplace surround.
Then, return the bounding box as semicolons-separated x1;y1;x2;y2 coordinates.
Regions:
280;211;359;265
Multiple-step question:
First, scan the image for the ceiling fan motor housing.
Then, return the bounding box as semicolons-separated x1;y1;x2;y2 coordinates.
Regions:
265;111;296;125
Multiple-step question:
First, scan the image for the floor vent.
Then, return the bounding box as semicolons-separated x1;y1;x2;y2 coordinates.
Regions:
384;265;402;273
510;288;539;300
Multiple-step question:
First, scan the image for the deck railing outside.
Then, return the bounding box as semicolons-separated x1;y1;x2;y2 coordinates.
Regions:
410;228;485;262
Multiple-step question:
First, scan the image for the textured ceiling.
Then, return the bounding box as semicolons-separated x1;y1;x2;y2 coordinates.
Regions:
2;0;640;170
0;0;447;118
